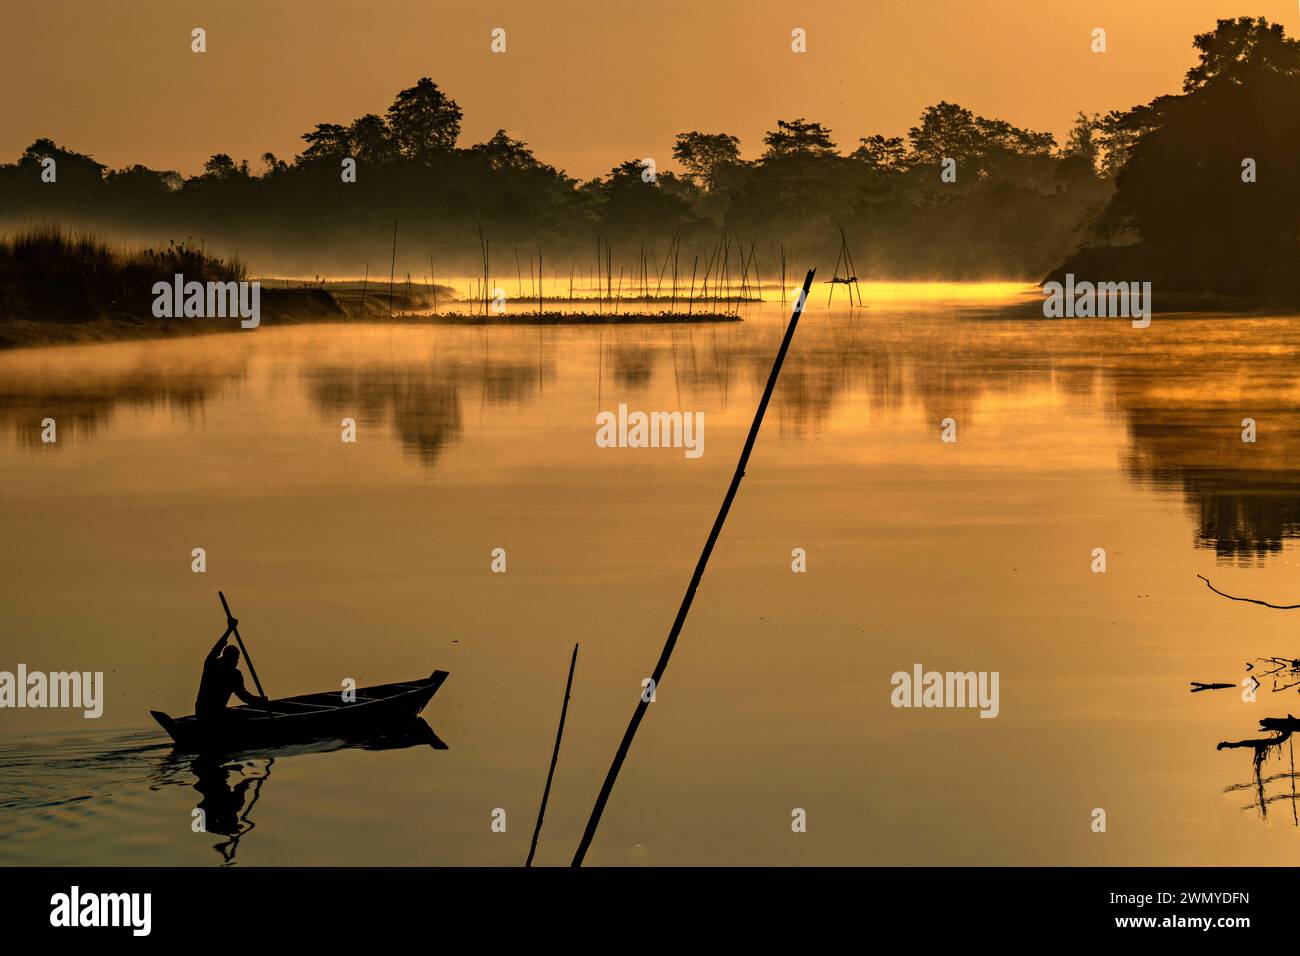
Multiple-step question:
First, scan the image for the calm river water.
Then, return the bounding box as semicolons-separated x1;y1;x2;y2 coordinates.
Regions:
3;282;1300;865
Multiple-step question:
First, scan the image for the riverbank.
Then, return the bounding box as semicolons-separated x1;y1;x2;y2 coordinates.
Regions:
1043;242;1300;305
0;301;744;349
0;287;346;349
413;309;742;325
0;228;742;349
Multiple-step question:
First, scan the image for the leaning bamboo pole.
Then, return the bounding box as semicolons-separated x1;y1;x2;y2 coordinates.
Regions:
525;643;579;868
571;268;817;866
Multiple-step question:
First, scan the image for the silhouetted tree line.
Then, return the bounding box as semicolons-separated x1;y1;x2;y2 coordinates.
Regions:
1055;16;1300;297
1;19;1291;291
0;73;1104;279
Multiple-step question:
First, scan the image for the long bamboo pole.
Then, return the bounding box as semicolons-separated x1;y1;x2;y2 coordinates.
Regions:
571;268;816;866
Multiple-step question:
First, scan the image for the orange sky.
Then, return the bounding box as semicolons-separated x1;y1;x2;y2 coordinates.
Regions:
3;0;1295;180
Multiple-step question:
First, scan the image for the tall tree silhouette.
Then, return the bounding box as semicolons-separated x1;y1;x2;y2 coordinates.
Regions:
386;78;462;162
1184;16;1300;91
347;114;397;164
673;132;741;192
469;130;542;172
1057;17;1300;296
299;123;351;163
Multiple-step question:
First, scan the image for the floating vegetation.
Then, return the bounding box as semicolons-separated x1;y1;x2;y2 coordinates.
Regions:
403;310;741;325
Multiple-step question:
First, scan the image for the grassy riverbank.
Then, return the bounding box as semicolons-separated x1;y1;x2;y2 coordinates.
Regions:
0;228;743;349
0;227;336;347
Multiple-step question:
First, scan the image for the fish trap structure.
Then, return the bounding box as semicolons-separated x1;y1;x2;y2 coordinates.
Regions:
825;224;864;308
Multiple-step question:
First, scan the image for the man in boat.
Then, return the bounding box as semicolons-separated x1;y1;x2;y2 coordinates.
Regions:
196;622;268;721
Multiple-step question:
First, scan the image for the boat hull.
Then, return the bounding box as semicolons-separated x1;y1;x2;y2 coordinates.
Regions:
151;670;449;752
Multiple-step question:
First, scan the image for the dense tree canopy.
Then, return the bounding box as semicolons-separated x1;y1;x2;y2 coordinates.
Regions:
1060;17;1300;295
9;16;1284;293
385;78;462;161
672;132;740;192
1183;16;1300;91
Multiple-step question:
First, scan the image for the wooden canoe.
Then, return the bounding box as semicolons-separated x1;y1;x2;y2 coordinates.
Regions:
151;670;449;752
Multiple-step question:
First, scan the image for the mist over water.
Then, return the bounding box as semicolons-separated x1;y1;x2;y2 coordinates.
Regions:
4;283;1300;864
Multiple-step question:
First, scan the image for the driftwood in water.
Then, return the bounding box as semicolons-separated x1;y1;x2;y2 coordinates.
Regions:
1216;716;1299;823
1258;715;1300;733
1218;715;1300;750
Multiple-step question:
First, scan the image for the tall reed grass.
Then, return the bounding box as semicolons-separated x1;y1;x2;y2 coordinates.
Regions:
0;225;246;322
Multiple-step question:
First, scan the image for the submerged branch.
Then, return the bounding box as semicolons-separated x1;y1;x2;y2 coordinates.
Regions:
1217;733;1290;751
1197;574;1300;610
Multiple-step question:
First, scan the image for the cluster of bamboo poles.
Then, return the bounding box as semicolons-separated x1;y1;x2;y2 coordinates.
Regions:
367;221;863;318
453;227;799;316
358;221;446;318
589;229;772;315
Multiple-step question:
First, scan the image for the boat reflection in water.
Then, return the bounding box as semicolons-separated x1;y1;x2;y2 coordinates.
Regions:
155;718;448;864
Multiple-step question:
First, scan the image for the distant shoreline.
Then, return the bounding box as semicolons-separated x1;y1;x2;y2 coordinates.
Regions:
982;287;1300;321
0;226;747;349
411;309;742;326
11;285;1300;351
0;294;742;351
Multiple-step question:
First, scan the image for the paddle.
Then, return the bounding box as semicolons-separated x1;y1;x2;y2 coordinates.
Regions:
217;591;272;717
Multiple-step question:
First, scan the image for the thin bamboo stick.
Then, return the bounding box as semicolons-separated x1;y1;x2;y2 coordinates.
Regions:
525;643;579;868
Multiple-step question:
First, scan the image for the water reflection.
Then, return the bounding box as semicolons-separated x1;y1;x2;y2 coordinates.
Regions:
157;717;448;864
307;364;465;468
187;753;271;864
3;296;1300;560
0;343;247;446
304;352;544;468
0;720;447;865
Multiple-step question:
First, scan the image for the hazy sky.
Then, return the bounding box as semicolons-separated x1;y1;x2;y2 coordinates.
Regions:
3;0;1295;180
